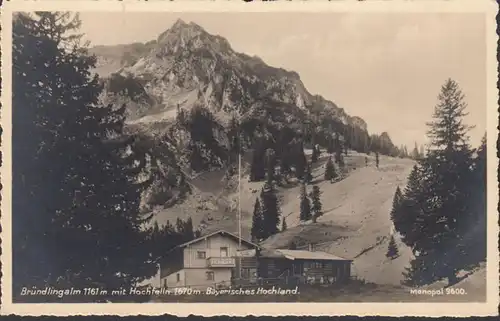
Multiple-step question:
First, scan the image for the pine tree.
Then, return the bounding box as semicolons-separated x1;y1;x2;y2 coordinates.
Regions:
411;142;420;160
375;152;379;168
281;217;288;232
394;79;476;286
386;235;399;259
389;186;403;224
299;183;312;222
310;185;323;223
260;182;281;238
311;144;320;163
466;134;486;265
294;142;307;180
12;12;160;296
324;156;336;182
251;198;265;242
394;165;425;247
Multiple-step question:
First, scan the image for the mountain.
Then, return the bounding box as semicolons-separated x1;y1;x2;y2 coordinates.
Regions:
90;19;400;235
91;19;364;129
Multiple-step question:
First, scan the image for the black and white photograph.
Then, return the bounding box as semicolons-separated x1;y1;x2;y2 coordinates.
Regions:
1;0;497;317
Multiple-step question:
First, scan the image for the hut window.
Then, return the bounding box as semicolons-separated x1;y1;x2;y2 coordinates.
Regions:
197;251;206;259
206;271;215;281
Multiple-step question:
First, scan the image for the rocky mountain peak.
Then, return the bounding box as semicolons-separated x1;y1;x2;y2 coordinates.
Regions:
156;19;232;56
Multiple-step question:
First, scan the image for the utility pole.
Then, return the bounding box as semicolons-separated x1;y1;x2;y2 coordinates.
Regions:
238;147;242;280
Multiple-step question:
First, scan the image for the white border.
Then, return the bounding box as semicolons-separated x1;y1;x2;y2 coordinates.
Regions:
1;0;498;317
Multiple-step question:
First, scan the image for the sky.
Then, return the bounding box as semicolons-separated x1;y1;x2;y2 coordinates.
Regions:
79;12;487;148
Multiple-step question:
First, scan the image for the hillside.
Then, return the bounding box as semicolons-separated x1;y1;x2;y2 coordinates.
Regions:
92;19;429;291
90;19;400;232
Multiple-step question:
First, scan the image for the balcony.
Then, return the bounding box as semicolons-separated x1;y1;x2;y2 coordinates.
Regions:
207;257;236;268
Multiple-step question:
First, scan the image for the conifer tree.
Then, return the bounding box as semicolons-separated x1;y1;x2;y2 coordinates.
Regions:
251;198;265;242
394;79;476;286
281;217;288;232
311;144;320;163
389;186;403;224
12;12;160;296
386;235;399;259
299;183;312;222
324;156;337;182
411;142;420;160
466;134;486;265
375;152;379;168
260;182;280;238
310;185;323;223
294;142;307;180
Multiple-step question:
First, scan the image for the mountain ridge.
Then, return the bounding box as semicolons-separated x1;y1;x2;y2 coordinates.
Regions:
90;18;367;132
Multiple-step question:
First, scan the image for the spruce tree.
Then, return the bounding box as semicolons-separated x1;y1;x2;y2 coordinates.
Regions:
281;217;288;232
310;185;323;223
394;165;424;246
260;182;280;238
411;142;420;160
386;235;399;259
375;152;379;168
324;156;336;182
299;183;312;222
12;12;159;296
466;134;486;265
251;198;265;242
394;79;476;286
389;186;403;224
294;142;307;180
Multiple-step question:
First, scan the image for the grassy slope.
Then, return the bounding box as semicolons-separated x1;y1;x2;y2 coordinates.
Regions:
147;149;486;301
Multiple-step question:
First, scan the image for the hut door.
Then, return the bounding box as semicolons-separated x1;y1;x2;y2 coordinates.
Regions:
292;262;303;275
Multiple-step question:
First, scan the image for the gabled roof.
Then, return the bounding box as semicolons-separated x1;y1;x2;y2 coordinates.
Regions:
261;249;351;261
176;230;260;250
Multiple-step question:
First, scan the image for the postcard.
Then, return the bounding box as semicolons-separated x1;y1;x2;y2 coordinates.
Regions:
1;0;497;317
